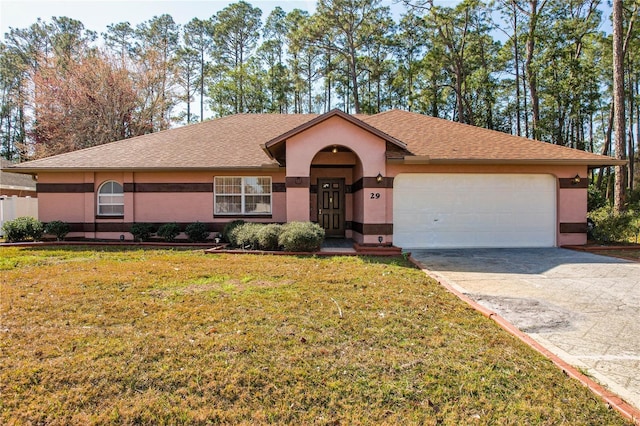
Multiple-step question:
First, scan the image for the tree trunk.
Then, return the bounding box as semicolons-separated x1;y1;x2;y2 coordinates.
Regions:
200;50;204;122
522;61;530;138
308;55;313;113
628;67;636;192
613;0;626;211
524;0;544;140
597;105;615;190
633;74;640;191
349;56;360;114
512;1;522;136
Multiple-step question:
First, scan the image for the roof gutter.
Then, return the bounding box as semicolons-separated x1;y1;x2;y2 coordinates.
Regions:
4;165;284;174
0;184;36;191
6;157;625;174
390;157;628;167
260;144;275;161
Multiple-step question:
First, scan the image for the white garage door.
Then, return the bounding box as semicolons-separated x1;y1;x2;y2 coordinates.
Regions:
393;174;556;248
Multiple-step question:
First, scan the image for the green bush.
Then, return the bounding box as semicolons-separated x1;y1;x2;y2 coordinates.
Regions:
587;206;635;243
2;216;43;242
185;222;210;242
278;222;325;252
628;187;640;207
257;224;283;251
130;223;154;242
44;220;70;241
157;222;181;242
629;209;640;243
234;223;261;249
222;220;245;245
587;184;608;212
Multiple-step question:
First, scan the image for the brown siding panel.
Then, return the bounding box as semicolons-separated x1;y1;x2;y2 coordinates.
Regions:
352;177;393;192
133;183;213;192
37;183;93;193
72;221;279;235
559;222;588;233
351;222;393;235
272;183;286;193
285;177;311;188
95;223;130;233
558;178;588;189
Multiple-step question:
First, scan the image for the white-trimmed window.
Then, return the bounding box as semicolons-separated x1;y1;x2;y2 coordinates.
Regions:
97;181;124;216
214;176;272;215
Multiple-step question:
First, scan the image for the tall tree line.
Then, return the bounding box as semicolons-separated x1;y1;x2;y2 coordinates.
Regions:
1;0;638;201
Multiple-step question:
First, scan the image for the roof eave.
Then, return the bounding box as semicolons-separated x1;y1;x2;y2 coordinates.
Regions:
393;157;628;167
261;144;275;161
3;168;39;176
5;164;283;174
0;184;37;191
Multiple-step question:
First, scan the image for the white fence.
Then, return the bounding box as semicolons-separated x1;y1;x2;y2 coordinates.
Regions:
0;196;38;236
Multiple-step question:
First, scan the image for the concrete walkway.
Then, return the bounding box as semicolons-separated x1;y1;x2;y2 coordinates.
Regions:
320;238;356;254
410;248;640;413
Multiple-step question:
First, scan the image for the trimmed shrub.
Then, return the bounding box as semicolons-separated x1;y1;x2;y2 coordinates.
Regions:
2;216;44;243
130;223;154;242
157;222;181;242
257;224;283;251
234;223;261;249
278;221;325;252
222;220;245;246
185;222;210;242
587;206;635;243
44;220;70;241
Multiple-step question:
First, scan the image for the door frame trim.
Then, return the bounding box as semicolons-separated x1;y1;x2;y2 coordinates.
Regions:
317;177;346;237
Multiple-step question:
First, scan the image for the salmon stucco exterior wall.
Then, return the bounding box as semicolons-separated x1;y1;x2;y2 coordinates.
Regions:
36;144;588;246
13;109;620;248
37;170;289;240
284;116;390;244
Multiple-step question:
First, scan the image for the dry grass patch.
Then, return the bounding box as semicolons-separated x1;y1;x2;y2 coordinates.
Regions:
602;249;640;261
0;246;632;425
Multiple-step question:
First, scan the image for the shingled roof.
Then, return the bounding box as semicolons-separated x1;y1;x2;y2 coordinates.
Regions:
1;159;37;190
6;109;623;173
360;110;623;165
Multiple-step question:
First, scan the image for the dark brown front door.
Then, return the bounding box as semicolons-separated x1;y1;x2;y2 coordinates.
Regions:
318;178;345;237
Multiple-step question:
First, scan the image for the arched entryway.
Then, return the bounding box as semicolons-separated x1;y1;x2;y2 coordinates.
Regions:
265;110;398;244
309;145;361;238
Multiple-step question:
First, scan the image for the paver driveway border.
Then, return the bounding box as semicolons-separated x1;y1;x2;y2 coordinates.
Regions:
408;248;640;425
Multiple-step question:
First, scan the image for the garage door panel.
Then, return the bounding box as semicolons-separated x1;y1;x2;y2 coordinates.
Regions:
393;174;556;248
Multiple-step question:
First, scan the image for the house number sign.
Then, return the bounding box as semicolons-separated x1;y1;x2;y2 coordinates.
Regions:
370;192;381;199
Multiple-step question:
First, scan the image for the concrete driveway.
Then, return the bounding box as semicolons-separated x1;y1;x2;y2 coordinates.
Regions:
410;248;640;412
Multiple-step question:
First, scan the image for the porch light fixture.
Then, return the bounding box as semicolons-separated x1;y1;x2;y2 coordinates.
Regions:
376;172;383;183
332;146;338;154
571;174;581;185
378;236;383;244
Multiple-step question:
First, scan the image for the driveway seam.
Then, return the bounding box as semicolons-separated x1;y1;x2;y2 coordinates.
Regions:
409;255;640;425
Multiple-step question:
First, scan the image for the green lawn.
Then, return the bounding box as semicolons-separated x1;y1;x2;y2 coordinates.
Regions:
0;247;632;425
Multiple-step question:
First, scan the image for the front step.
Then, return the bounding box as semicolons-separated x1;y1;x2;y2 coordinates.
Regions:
353;243;403;256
